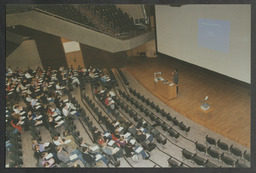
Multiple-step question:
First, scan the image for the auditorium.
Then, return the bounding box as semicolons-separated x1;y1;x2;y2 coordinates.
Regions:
5;4;252;168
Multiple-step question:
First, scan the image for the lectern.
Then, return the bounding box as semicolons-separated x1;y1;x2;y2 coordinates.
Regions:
154;77;177;100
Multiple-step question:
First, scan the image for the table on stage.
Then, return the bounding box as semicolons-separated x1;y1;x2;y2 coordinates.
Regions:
153;78;177;100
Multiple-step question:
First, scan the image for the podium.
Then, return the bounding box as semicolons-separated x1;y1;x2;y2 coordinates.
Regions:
154;78;177;100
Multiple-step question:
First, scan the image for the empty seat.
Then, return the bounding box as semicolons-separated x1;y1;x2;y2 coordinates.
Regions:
166;113;173;121
168;157;179;167
195;141;207;154
192;154;206;166
182;149;194;160
243;151;251;162
217;139;229;152
172;117;179;126
204;160;219;168
207;147;220;160
220;153;235;167
230;145;242;158
160;122;168;131
205;135;216;146
178;122;190;133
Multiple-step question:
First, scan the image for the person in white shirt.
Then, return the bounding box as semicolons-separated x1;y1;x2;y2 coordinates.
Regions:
55;82;63;95
26;94;32;103
13;104;23;114
62;104;70;117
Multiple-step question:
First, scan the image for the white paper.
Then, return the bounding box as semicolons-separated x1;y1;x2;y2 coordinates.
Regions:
19;121;24;125
91;145;99;151
146;134;150;139
135;146;143;153
95;154;102;161
58;120;64;125
20;111;26;115
69;154;78;160
130;139;136;145
114;122;119;126
43;142;50;147
71;111;77;115
52;112;58;117
64;99;69;103
35;106;41;109
108;140;115;146
140;128;144;132
124;132;131;139
36;115;42;119
117;127;124;132
21;116;26;120
55;116;62;121
64;139;71;144
45;153;53;160
103;133;110;137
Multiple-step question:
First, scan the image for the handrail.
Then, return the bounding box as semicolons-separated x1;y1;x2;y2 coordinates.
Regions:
33;8;117;38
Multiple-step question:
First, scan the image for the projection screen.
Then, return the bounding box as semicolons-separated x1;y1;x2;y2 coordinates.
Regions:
155;4;251;84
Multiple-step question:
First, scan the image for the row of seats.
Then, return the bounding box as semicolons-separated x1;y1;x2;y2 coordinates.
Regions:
36;5;95;28
182;148;248;168
119;89;186;138
205;135;251;162
116;69;129;85
87;5;134;33
128;87;191;134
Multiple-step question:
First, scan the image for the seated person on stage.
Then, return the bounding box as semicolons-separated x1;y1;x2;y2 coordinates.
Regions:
56;146;86;165
124;142;150;160
135;130;153;143
81;146;109;167
100;142;123;161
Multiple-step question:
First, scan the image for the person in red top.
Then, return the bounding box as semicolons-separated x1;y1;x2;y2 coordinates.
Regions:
111;129;121;141
97;133;109;146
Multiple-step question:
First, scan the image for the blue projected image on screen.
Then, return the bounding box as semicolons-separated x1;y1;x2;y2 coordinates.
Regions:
198;19;230;53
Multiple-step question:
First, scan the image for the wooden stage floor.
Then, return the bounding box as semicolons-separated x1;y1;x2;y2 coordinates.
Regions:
125;56;251;148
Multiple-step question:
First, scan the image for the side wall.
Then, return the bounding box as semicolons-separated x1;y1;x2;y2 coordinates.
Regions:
6;40;43;71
